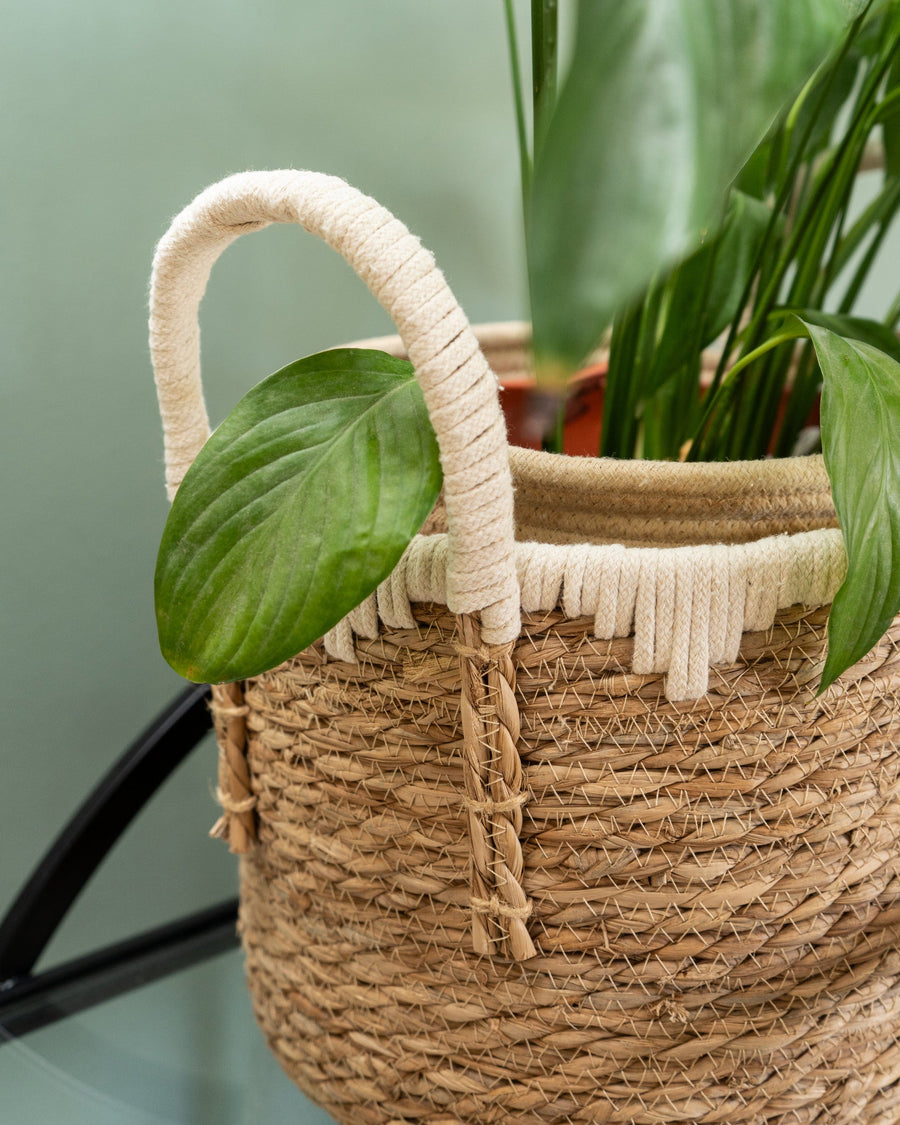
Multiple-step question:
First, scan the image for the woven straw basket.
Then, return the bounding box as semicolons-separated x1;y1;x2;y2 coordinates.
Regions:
150;171;900;1125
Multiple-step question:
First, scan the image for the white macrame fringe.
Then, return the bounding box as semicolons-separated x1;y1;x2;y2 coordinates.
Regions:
324;528;846;702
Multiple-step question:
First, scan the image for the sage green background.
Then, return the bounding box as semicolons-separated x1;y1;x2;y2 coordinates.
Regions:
0;2;523;1121
2;2;898;1122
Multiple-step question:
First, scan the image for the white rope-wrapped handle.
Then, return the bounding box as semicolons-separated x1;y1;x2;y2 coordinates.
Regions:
149;169;520;644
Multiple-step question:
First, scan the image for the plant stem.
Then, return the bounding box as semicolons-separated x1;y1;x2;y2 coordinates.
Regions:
827;175;900;287
886;287;900;329
531;0;558;150
696;8;896;460
527;0;562;451
758;21;894;314
504;0;532;214
690;331;804;459
838;214;897;313
726;333;803;393
773;340;819;457
602;301;643;457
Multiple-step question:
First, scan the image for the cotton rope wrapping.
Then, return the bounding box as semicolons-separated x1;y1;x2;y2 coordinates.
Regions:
148;169;520;644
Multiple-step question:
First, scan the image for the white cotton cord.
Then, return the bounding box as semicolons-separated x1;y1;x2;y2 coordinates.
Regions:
652;553;677;674
324;618;356;663
724;546;750;664
685;550;713;701
389;559;418;630
594;546;627;640
614;552;642;638
632;552;658;675
519;544;565;614
707;546;730;665
149;169;521;644
348;595;379;641
562;545;592;619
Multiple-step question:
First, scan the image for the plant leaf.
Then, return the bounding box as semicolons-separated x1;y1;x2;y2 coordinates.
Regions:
788;45;861;165
802;322;900;691
646;190;775;394
881;49;900;177
155;349;442;683
790;308;900;365
528;0;851;381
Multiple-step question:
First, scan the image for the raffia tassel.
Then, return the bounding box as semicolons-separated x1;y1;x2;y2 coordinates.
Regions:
652;998;691;1025
209;682;256;854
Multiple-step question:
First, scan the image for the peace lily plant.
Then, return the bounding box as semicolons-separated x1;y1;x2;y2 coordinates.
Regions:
156;0;900;695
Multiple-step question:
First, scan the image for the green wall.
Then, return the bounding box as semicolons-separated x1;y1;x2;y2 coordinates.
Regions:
0;3;522;1121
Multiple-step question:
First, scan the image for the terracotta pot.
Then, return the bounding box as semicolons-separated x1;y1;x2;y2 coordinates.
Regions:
499;362;607;456
501;360;821;459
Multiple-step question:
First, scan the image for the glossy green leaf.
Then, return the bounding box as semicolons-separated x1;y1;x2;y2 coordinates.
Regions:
789;308;900;365
646;190;774;393
528;0;851;381
803;322;900;691
155;349;442;683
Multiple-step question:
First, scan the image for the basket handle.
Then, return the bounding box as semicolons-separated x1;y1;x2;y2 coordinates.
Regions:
150;170;535;962
149;169;520;645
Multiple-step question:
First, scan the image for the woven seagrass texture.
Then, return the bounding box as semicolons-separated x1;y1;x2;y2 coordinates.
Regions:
231;604;900;1125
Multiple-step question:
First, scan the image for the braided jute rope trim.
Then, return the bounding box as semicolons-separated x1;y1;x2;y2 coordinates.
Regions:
458;613;536;961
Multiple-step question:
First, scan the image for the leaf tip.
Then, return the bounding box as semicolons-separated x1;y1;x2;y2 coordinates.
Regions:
814;674;835;698
816;653;843;697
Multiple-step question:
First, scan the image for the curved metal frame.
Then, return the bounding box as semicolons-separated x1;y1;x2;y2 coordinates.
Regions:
0;684;239;1040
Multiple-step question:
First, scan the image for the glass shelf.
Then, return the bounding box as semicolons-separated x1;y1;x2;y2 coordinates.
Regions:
1;949;335;1125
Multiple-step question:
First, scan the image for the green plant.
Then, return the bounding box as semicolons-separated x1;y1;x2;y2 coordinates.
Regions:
156;0;900;693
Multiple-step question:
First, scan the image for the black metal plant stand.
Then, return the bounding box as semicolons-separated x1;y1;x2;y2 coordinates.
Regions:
0;683;239;1040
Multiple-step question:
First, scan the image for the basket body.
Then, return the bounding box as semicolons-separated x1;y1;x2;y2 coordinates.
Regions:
149;176;900;1122
238;605;900;1125
227;329;900;1125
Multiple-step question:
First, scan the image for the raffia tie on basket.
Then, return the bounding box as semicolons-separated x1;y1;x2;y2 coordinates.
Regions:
458;614;536;960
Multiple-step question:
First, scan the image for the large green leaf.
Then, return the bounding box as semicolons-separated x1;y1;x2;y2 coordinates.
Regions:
804;322;900;691
155;349;442;683
528;0;852;382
